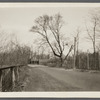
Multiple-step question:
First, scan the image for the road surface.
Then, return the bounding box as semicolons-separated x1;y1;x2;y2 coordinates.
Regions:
24;64;100;91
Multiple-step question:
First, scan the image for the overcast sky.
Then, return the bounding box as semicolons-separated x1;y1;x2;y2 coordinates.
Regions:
0;3;99;53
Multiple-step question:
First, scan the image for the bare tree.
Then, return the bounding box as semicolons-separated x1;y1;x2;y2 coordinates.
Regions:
30;13;73;67
72;27;81;69
85;10;100;69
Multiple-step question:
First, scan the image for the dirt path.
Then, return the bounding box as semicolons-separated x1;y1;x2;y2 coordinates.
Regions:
24;65;100;91
24;65;81;91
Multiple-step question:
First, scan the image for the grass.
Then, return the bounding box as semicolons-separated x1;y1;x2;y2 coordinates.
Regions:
14;66;30;91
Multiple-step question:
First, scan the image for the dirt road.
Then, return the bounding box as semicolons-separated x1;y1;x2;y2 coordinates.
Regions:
24;64;100;91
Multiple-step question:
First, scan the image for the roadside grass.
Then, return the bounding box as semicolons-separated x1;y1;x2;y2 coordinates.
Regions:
14;66;30;91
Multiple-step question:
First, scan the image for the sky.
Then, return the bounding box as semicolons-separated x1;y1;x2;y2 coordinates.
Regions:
0;3;99;53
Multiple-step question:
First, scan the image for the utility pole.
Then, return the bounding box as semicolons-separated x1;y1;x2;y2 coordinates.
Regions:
73;37;76;69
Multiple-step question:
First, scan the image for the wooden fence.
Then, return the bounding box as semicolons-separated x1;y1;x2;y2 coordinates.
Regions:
0;64;24;92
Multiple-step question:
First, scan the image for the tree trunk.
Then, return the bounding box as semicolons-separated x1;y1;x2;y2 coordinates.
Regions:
98;51;100;70
60;57;63;67
73;37;76;69
93;25;96;70
93;43;96;69
87;50;89;70
79;55;80;69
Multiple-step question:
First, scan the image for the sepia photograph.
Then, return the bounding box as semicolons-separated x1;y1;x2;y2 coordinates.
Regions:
0;3;100;98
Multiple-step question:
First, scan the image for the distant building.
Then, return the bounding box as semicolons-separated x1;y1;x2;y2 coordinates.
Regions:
29;58;39;64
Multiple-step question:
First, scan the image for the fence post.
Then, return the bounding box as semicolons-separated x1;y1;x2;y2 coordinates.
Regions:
10;67;15;91
0;70;2;92
16;67;19;82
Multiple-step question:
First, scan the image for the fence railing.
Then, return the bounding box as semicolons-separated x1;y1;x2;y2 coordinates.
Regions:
0;64;24;92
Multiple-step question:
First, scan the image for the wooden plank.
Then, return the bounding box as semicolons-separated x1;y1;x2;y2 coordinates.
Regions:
0;65;24;71
0;66;16;71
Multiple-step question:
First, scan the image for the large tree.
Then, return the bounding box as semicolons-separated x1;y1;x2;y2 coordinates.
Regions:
30;13;73;67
